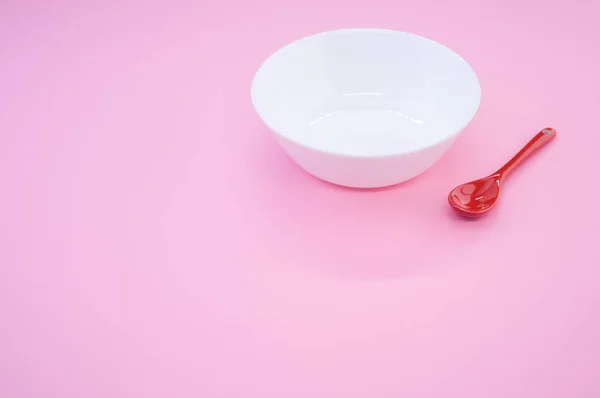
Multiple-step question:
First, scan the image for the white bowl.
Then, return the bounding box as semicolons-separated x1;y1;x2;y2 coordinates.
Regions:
251;28;481;188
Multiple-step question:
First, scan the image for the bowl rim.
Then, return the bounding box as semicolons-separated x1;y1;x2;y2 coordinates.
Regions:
250;28;482;159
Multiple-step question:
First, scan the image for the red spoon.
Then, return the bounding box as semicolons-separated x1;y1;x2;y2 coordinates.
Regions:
448;127;557;217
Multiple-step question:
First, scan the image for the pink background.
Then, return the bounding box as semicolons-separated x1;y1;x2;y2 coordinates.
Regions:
1;0;599;397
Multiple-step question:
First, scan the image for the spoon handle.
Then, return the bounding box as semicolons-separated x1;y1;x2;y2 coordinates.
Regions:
495;128;557;179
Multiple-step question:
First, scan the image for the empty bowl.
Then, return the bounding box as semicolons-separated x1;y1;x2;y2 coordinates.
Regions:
251;28;481;188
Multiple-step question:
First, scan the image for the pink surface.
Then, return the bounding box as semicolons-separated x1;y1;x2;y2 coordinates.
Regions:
1;1;599;397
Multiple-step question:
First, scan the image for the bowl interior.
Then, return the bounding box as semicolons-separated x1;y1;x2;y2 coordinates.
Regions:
251;29;481;157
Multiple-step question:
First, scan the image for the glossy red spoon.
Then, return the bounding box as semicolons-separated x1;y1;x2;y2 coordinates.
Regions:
448;128;557;217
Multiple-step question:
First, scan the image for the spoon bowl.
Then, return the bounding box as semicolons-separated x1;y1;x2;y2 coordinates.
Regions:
448;175;501;217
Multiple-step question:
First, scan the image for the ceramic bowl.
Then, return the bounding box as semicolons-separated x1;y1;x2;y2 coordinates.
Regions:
251;28;481;188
